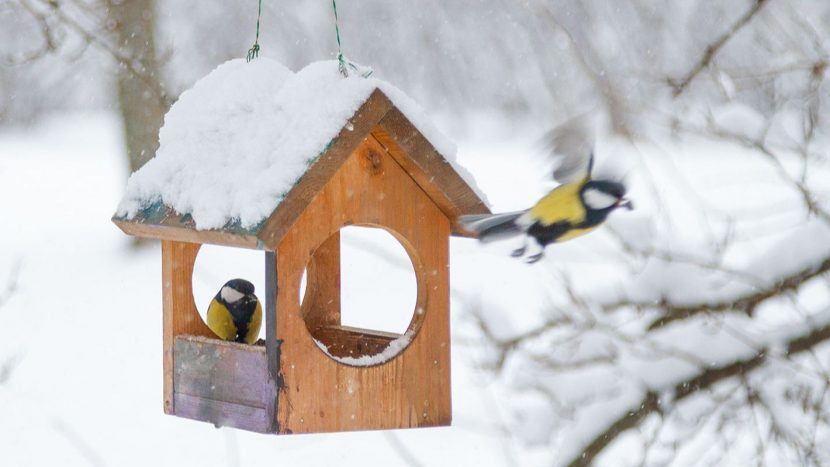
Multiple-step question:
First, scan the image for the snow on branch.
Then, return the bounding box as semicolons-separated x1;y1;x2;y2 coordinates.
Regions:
567;320;830;466
613;255;830;331
11;0;171;108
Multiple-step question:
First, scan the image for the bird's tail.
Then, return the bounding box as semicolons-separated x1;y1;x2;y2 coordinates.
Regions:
459;211;525;243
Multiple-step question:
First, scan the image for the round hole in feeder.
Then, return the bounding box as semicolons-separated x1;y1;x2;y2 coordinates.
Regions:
301;225;423;366
192;244;267;343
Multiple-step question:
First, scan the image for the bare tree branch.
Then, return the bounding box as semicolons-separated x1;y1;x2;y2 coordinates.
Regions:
0;354;22;386
566;321;830;466
1;0;60;65
383;431;424;467
24;0;171;108
0;260;21;309
0;262;22;386
704;125;830;224
669;0;771;97
52;418;107;467
531;0;632;135
641;256;830;330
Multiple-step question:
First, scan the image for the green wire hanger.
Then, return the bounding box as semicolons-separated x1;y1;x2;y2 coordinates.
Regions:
246;0;373;79
247;0;262;62
331;0;372;78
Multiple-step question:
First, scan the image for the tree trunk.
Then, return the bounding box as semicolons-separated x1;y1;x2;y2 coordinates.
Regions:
107;0;168;173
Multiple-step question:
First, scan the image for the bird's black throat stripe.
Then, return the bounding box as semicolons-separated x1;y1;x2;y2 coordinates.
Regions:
528;208;614;247
527;221;571;247
220;296;257;343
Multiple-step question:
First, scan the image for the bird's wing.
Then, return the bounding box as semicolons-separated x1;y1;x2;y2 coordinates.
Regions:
542;114;596;184
529;181;587;226
245;300;263;345
207;298;236;341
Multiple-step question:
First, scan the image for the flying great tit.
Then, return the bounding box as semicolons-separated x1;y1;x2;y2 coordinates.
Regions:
460;117;632;263
207;278;262;345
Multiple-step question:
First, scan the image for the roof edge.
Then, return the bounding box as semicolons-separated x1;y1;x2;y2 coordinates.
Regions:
112;204;262;248
373;107;490;237
256;88;396;249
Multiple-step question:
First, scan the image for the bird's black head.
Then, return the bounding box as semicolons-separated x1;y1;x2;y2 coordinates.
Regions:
225;278;255;295
581;180;633;212
220;278;256;304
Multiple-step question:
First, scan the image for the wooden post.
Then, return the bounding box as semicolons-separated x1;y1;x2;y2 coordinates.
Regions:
302;232;341;330
162;240;211;414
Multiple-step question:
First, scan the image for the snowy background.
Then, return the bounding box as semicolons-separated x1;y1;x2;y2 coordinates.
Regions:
2;1;830;466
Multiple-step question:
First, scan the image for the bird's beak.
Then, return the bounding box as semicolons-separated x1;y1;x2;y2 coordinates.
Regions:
618;198;633;210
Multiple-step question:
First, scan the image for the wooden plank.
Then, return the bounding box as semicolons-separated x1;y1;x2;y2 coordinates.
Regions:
264;251;280;388
173;393;273;434
275;135;452;433
173;336;272;407
257;89;395;249
172;336;275;433
113;211;259;249
302;231;341;330
373;110;491;236
162;240;214;414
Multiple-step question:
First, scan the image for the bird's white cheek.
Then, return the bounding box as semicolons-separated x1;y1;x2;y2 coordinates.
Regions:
221;286;244;303
583;188;618;210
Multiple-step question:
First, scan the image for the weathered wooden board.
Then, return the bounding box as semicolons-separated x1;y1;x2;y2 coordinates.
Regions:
172;335;276;433
113;206;260;249
276;134;452;433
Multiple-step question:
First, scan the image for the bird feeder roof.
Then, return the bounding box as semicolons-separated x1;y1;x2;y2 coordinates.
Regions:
112;59;489;250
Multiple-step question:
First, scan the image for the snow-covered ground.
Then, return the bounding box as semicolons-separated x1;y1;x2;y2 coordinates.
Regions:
2;108;829;466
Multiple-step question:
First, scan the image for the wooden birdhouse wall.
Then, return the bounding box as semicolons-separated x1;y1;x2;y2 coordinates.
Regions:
275;131;452;433
161;241;278;433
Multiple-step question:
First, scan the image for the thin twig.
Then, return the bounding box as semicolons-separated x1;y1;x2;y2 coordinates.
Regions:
0;259;21;309
2;0;60;65
383;432;424;467
668;0;771;97
27;0;171;108
642;256;830;330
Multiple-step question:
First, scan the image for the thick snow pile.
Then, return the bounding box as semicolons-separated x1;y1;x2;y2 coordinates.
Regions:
117;58;483;230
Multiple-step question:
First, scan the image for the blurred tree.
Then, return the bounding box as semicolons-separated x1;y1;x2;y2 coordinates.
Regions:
1;0;169;172
106;0;169;172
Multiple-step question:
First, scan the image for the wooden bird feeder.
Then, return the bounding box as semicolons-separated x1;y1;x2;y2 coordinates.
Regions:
112;89;490;434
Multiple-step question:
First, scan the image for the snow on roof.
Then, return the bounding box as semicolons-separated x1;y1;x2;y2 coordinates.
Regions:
116;58;484;230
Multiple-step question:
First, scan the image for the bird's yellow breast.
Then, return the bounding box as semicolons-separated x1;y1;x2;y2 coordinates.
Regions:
206;298;263;345
207;299;237;341
528;178;587;226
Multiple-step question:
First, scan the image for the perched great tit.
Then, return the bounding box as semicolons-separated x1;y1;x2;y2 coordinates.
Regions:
460;117;632;263
207;278;262;344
